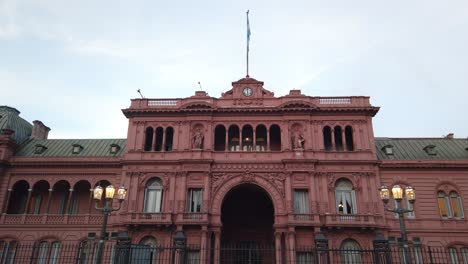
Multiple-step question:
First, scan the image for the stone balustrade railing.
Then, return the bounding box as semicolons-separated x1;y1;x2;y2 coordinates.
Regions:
0;214;103;225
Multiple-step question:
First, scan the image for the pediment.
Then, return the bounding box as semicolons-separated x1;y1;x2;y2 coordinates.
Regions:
279;100;317;109
180;101;214;110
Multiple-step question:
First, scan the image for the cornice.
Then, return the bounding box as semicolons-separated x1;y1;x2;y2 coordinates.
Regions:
122;106;380;117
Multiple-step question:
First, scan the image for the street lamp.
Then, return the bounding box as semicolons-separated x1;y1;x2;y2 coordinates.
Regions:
379;185;415;264
93;185;127;264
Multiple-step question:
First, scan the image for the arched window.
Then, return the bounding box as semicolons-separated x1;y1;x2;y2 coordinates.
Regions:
334;126;343;151
52;181;71;215
323;126;332;151
269;125;281;151
165;127;174;151
30;181;49;214
450;192;464;218
70;181;91;215
7;180;29;214
340;239;362;264
438;191;464;219
144;179;163;213
35;241;60;264
155;127;164;151
255;125;267;151
133;236;158;264
335;179;356;215
144;127;154;151
242;125;253;151
76;240;91;264
345;126;354;151
0;240;17;264
214;125;226;151
228;125;240;151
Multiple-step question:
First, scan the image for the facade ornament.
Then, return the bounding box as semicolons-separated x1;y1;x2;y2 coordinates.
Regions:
191;128;204;149
242;170;255;183
291;128;305;149
327;173;336;190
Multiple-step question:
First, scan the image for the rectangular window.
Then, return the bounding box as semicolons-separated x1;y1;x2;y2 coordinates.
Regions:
438;196;449;218
186;250;200;264
297;252;314;264
449;248;459;264
145;189;163;213
187;189;203;213
461;248;468;264
294;190;310;214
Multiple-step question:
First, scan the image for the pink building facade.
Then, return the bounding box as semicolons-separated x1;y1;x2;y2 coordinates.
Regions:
1;76;468;262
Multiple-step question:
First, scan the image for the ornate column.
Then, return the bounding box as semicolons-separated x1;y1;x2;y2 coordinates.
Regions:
331;129;336;151
239;128;243;151
288;228;296;264
162;128;167;151
213;229;221;264
274;231;282;264
24;189;33;214
45;189;53;214
200;228;208;264
2;189;12;214
342;128;347;151
151;127;157;151
65;189;74;214
225;128;229;151
253;129;256;151
88;189;94;214
267;128;270;151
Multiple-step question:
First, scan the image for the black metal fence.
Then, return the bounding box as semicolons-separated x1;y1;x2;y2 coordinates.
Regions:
0;242;460;263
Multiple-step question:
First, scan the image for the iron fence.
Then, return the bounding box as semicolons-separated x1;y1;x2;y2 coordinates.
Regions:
0;242;461;263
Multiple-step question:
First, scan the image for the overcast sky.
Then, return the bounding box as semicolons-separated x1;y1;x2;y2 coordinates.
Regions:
1;0;467;139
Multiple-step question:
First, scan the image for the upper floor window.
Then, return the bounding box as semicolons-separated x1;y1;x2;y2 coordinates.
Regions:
0;240;17;264
144;126;174;152
340;239;362;264
144;178;163;213
323;125;354;152
215;124;282;152
438;191;464;219
35;241;61;264
447;246;468;264
293;189;309;214
187;188;203;213
335;179;356;215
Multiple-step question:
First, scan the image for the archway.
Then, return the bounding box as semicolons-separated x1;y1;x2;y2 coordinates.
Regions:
221;183;274;245
220;184;276;263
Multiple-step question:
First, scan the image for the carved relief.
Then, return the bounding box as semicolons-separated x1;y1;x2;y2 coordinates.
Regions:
211;172;286;198
290;123;305;149
191;125;204;149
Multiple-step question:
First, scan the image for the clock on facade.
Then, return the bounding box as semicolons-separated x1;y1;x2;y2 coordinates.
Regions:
243;87;253;97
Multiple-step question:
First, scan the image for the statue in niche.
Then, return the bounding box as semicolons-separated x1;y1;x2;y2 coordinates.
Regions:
291;128;305;149
192;128;204;149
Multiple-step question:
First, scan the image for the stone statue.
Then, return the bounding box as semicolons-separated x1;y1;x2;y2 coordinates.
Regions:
192;128;204;149
291;130;305;149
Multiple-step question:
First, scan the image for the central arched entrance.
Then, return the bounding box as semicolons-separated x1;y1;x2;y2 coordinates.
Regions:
220;183;275;263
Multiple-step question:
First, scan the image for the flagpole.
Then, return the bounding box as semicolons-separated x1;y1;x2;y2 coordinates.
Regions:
246;10;250;78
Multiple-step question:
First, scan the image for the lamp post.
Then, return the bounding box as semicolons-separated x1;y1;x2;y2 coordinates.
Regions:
379;185;415;264
93;185;127;264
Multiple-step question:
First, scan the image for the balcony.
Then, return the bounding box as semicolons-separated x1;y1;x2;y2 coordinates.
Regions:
175;212;209;225
288;213;321;226
323;214;382;228
124;212;172;226
0;214;103;225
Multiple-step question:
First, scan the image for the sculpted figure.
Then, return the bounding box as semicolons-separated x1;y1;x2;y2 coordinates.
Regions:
192;128;204;149
291;130;305;149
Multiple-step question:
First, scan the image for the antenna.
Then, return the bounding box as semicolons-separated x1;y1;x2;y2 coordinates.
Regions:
137;89;145;99
198;82;203;91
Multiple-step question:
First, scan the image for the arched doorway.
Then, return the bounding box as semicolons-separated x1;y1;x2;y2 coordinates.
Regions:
221;184;275;263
